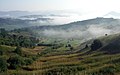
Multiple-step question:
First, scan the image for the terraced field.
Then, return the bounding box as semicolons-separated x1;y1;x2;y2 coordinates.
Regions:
7;48;120;75
1;33;120;75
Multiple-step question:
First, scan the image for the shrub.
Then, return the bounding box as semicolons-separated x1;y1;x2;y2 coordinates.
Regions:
14;46;22;55
0;57;7;72
0;49;4;55
24;58;33;65
91;39;102;50
44;66;85;75
99;66;115;75
7;55;24;69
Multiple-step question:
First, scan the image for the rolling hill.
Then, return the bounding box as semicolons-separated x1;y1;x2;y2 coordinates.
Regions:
0;18;54;30
1;31;120;75
0;17;120;75
19;17;120;40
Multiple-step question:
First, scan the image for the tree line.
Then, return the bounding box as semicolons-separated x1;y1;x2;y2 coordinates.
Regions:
0;28;39;48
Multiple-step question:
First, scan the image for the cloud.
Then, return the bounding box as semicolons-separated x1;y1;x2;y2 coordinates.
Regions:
41;24;120;42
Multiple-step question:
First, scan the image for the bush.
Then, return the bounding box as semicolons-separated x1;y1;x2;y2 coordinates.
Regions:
91;39;102;50
24;58;33;65
7;55;24;69
0;49;4;55
0;57;7;72
99;66;116;75
44;66;85;75
88;65;116;75
14;46;22;55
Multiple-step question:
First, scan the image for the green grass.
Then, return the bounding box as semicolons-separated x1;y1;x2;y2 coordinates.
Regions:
17;51;120;75
1;33;120;75
1;46;120;75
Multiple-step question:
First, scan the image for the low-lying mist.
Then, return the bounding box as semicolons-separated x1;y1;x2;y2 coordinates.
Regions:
41;24;120;41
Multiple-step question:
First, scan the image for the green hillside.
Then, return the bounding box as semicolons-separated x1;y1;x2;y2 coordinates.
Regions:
1;18;120;75
0;30;120;75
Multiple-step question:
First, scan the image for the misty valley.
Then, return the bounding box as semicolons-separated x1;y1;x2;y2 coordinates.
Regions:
0;15;120;75
1;0;120;74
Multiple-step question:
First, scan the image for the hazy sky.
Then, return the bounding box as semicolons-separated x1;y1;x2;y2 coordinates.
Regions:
0;0;120;12
0;0;120;20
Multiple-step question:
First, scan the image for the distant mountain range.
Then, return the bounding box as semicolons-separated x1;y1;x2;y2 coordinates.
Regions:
1;17;120;39
104;11;120;18
1;11;120;26
19;17;120;39
0;11;70;18
0;11;30;18
0;11;78;25
0;17;54;30
31;17;120;30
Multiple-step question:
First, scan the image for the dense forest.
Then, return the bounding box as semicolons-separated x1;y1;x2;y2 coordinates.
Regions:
0;28;38;48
